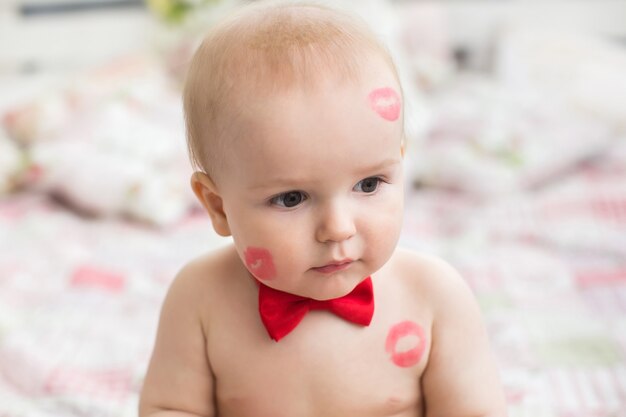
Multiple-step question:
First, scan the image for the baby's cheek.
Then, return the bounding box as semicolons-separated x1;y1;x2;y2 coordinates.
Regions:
385;321;427;368
244;247;277;281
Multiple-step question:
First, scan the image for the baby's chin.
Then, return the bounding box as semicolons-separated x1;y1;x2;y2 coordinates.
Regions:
270;275;367;301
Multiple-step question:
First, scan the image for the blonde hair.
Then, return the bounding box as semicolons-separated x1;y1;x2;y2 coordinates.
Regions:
183;1;401;180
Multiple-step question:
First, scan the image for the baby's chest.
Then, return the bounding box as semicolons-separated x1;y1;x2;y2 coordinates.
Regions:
210;309;431;417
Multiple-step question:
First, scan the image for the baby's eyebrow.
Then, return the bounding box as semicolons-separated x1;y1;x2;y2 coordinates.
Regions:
357;158;402;175
247;176;312;191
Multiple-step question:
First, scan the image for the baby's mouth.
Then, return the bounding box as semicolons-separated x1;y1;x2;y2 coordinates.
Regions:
311;259;353;274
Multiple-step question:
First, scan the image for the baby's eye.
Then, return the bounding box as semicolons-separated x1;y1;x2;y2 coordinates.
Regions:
270;191;307;208
354;177;381;193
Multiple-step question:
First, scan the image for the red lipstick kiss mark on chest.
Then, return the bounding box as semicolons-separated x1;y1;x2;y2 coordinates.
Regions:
244;247;277;281
368;87;401;121
385;320;426;368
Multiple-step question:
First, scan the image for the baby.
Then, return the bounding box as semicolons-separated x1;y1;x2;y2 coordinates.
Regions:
139;2;507;416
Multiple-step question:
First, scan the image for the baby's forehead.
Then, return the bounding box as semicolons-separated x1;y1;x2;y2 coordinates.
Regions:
213;72;403;187
229;56;403;152
239;78;402;142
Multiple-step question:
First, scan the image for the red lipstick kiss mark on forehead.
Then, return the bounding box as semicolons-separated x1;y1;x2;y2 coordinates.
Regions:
244;247;277;281
385;321;426;368
368;87;401;121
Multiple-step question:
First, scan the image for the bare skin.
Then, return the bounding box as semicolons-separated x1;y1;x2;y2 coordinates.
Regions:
139;246;506;417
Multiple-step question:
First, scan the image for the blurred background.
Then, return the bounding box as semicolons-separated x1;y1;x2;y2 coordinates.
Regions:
0;1;625;416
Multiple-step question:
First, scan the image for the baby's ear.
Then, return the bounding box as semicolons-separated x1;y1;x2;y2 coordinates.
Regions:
191;172;231;237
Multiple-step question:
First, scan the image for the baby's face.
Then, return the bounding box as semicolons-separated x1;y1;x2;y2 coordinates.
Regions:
217;61;404;300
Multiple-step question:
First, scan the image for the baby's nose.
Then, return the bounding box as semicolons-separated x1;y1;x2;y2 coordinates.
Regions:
315;201;356;243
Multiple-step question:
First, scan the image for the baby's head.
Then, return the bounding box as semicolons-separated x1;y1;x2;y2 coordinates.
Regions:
186;1;406;300
183;0;403;181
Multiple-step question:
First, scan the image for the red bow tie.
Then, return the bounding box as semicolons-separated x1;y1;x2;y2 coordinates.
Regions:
258;277;374;341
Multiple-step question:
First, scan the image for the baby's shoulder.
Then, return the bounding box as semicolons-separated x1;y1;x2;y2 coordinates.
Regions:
385;248;473;309
387;247;461;284
166;244;244;306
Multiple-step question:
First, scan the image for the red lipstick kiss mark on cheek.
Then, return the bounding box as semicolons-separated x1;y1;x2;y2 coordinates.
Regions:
385;321;426;368
244;247;277;281
368;87;401;121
